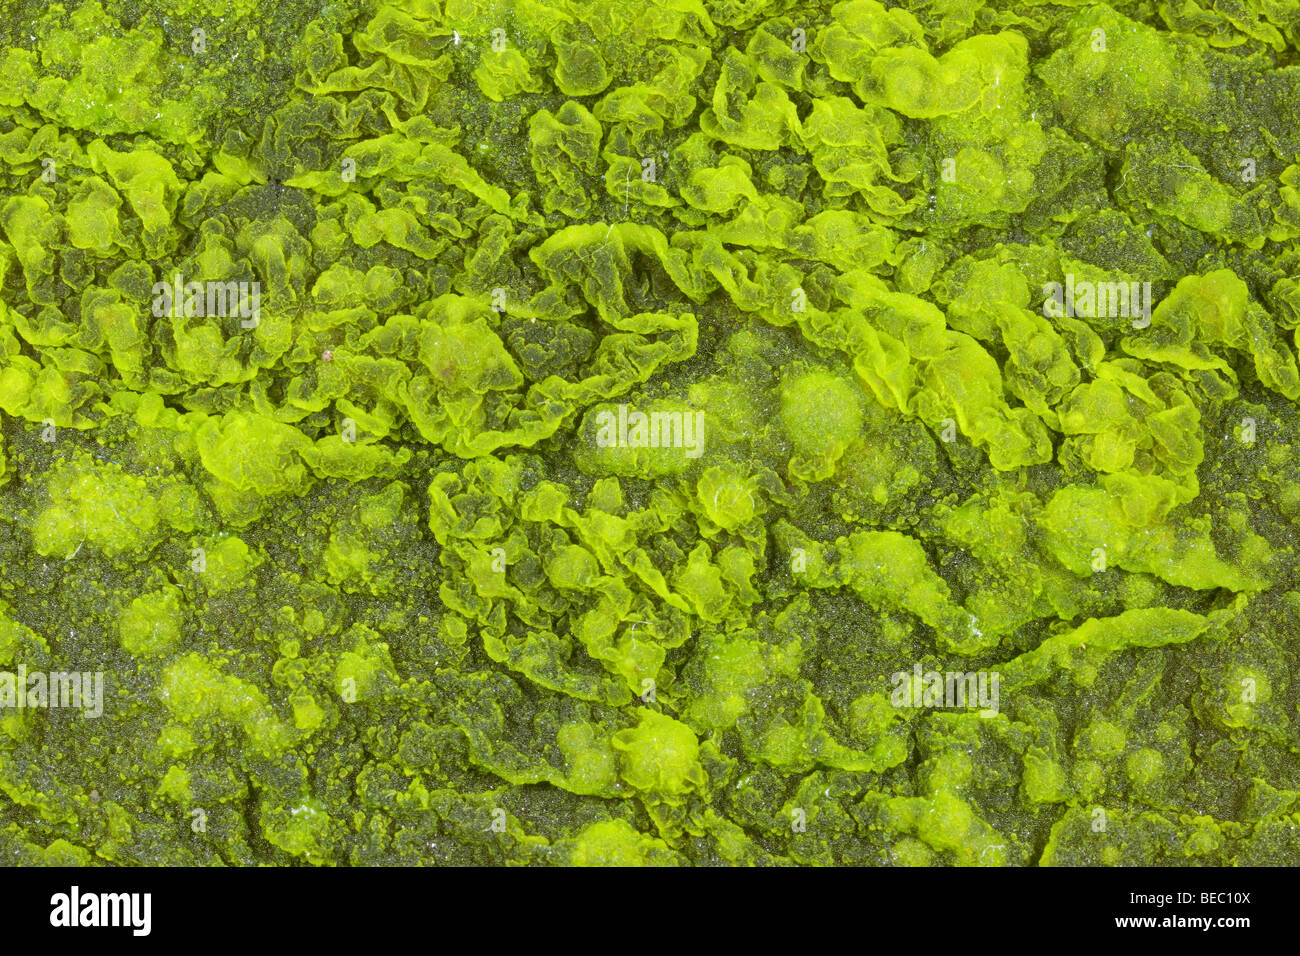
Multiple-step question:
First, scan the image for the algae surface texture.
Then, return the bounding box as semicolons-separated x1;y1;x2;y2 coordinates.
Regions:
0;0;1299;867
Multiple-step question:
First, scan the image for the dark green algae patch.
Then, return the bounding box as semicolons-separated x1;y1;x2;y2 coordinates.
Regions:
1;0;1300;866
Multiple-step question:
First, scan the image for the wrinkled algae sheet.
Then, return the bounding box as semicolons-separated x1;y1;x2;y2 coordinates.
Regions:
0;0;1298;867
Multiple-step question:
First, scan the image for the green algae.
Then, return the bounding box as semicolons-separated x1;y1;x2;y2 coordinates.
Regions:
0;0;1299;867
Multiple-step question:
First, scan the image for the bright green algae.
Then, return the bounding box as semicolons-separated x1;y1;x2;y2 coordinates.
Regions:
1;0;1300;866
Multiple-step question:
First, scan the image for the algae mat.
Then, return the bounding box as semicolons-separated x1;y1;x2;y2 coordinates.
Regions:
0;0;1298;866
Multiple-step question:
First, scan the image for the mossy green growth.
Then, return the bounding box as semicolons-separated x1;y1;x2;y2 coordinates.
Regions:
1;0;1300;869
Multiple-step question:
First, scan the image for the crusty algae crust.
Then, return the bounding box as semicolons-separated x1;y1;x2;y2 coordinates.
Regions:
0;0;1299;865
